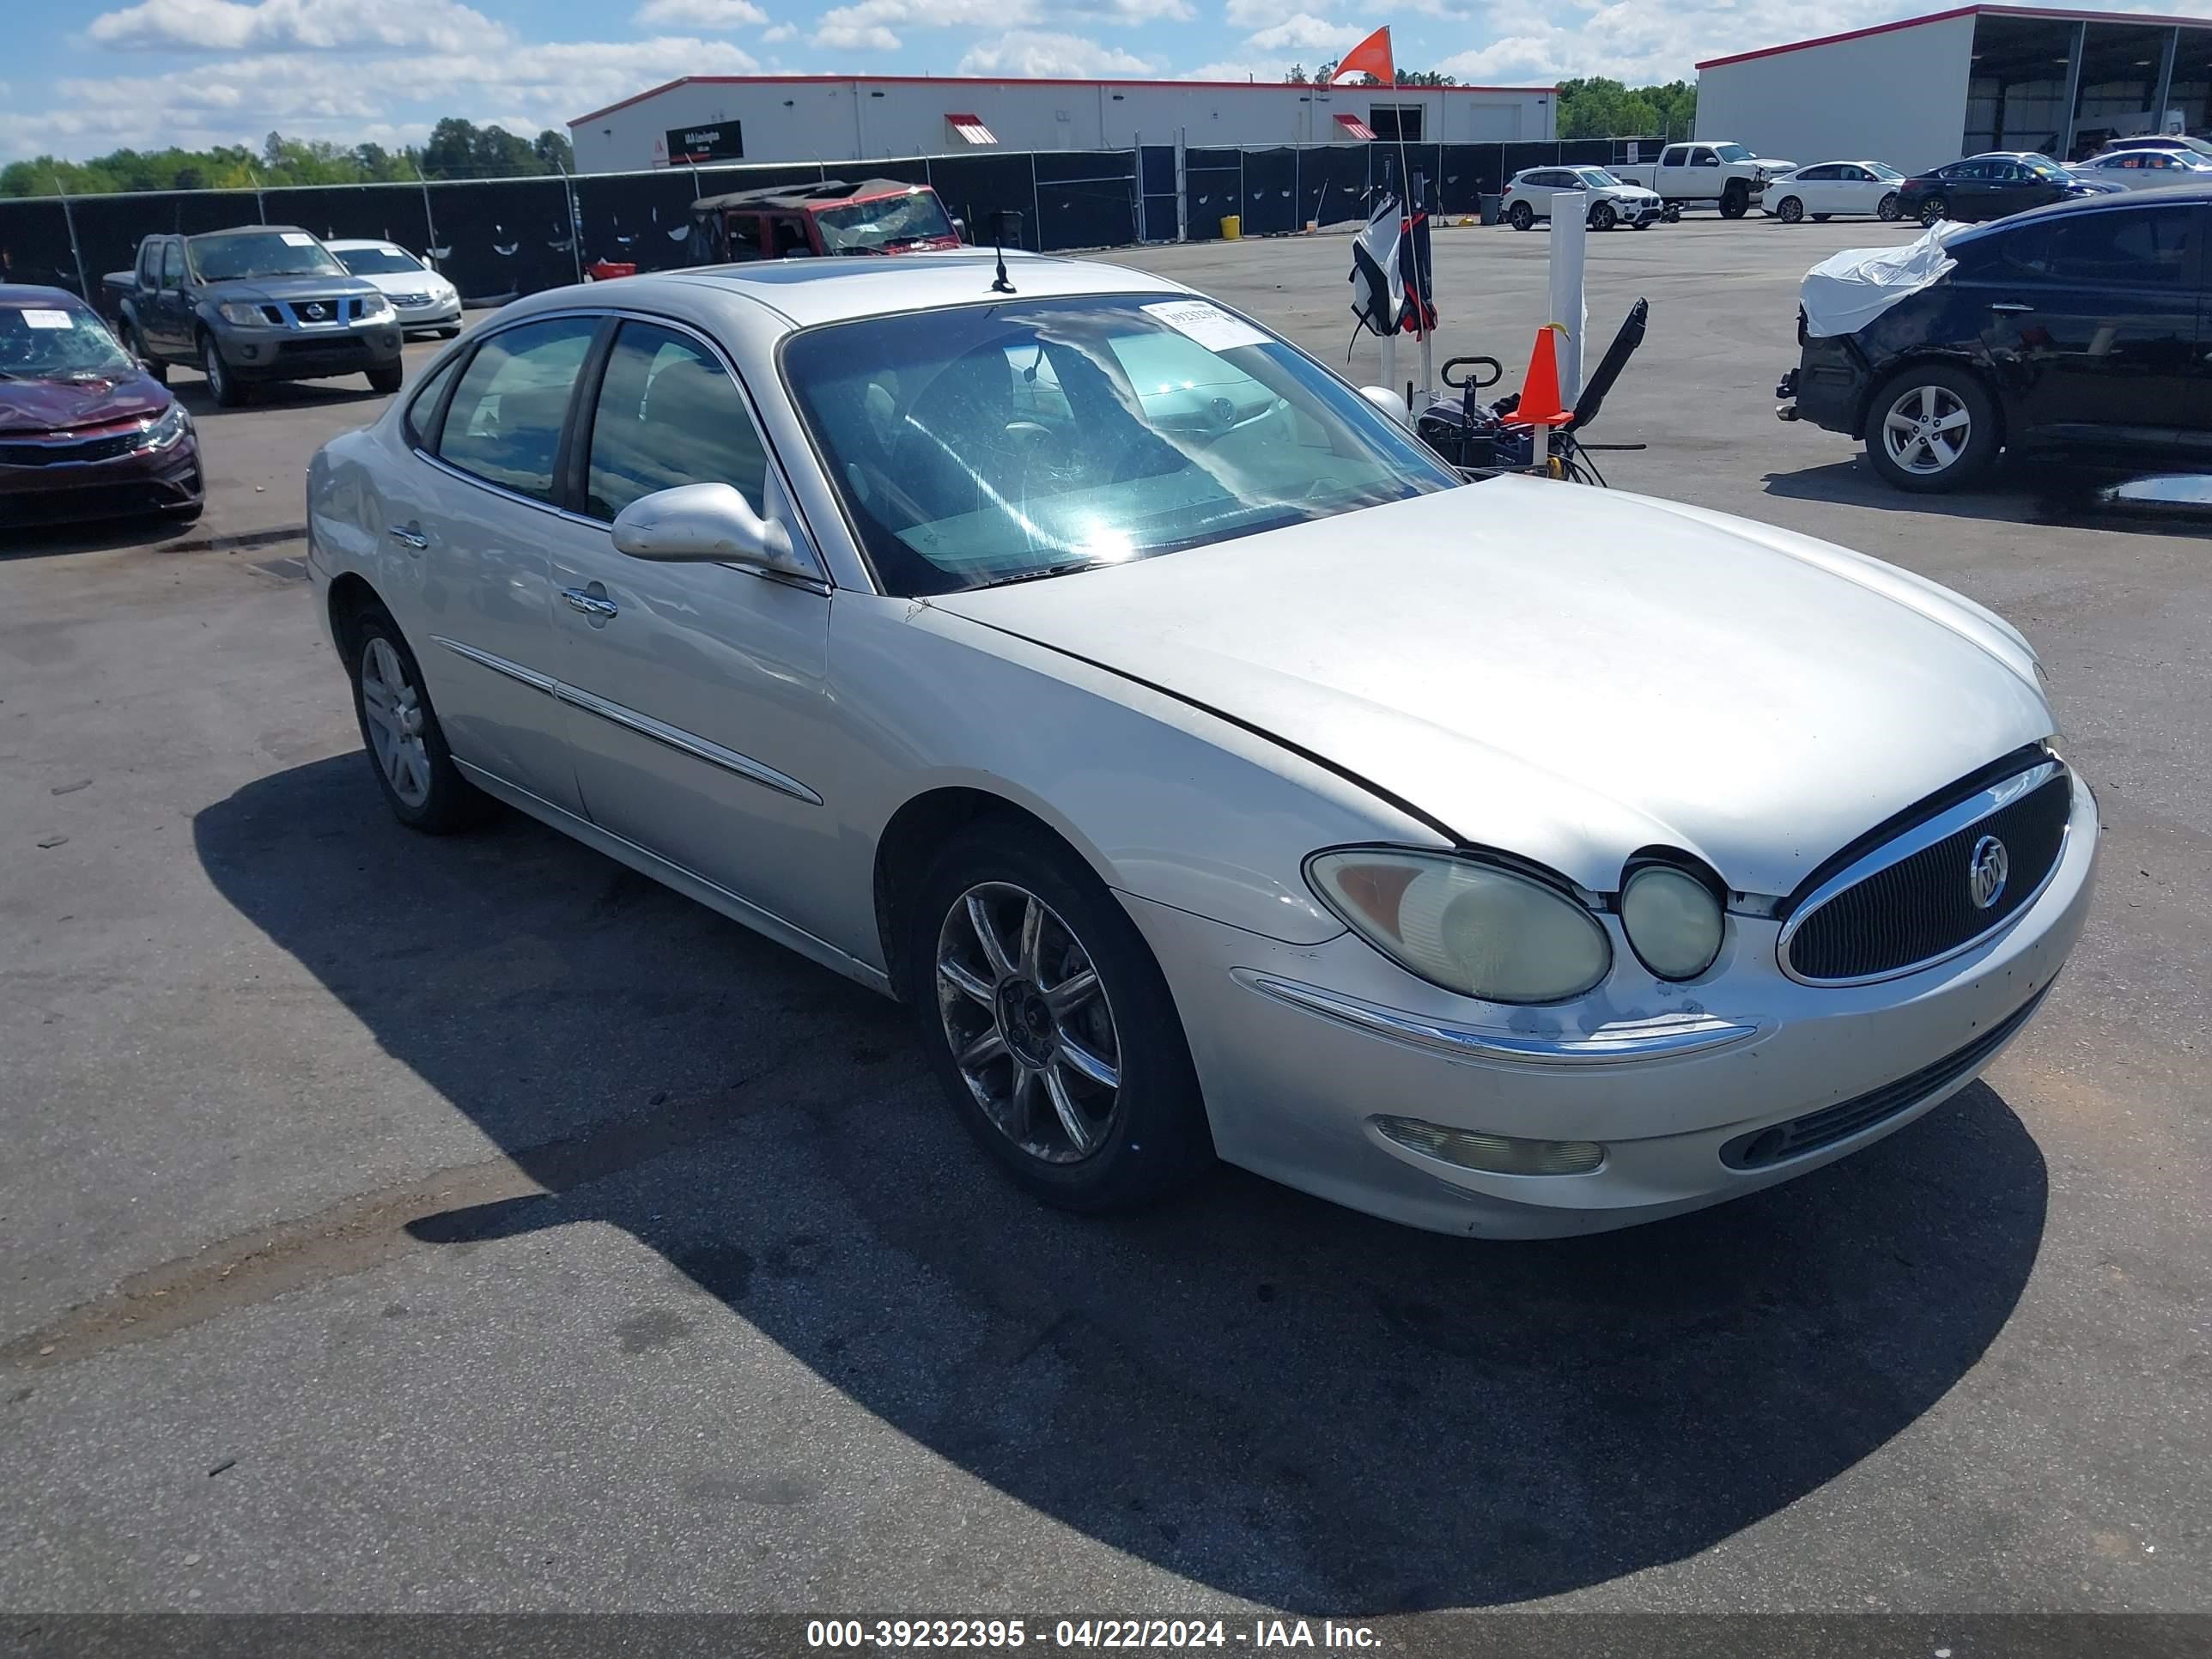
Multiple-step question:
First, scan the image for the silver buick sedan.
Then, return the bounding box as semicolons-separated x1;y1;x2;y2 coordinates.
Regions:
306;252;2099;1237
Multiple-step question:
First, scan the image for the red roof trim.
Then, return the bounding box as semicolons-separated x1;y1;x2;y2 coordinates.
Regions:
1698;3;2212;70
573;74;1556;127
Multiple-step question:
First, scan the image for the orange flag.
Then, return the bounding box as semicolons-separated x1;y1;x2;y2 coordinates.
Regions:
1328;25;1395;87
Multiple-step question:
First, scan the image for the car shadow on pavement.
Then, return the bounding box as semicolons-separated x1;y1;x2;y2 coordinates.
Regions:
195;753;2050;1613
169;374;389;421
0;513;202;562
1765;457;2212;533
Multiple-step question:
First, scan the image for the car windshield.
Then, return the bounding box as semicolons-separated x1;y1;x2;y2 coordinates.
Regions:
0;301;135;379
1576;168;1624;187
2023;158;2070;182
333;246;424;276
1869;162;1904;179
814;191;956;253
783;295;1462;598
1713;143;1756;162
189;231;345;281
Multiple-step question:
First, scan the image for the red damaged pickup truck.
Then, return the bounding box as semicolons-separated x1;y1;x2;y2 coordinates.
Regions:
685;179;965;262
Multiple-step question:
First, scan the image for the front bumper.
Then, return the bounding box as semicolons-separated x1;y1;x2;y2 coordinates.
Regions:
0;432;204;525
216;324;404;380
392;295;463;330
1124;771;2099;1237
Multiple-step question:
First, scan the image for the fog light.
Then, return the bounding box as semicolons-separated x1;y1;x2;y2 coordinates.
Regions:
1371;1115;1604;1176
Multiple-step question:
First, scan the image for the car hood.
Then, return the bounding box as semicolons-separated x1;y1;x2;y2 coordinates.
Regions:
0;371;172;434
205;274;377;303
1600;184;1661;199
348;270;448;296
930;477;2052;898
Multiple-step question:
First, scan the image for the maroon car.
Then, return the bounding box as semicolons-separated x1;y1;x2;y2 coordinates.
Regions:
1;284;203;529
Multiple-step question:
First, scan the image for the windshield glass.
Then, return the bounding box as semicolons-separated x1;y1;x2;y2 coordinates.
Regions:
814;190;956;253
1576;168;1624;187
1713;143;1756;162
783;295;1461;598
0;301;135;379
2023;157;2070;182
332;245;424;276
1869;161;1904;179
188;231;345;281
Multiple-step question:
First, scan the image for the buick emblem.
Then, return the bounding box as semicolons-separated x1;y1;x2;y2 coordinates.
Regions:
1968;835;2008;910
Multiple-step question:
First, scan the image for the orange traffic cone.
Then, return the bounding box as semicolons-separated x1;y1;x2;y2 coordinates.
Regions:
1502;323;1571;428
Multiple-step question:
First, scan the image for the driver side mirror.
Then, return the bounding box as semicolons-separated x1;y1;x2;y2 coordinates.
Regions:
610;483;817;579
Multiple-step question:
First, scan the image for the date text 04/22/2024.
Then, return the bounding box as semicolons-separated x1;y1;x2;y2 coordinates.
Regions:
803;1619;1384;1649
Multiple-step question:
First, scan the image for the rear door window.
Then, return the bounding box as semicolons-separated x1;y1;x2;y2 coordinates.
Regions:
436;315;600;502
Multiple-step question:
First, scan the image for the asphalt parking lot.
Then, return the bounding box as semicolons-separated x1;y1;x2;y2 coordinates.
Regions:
3;219;2208;1635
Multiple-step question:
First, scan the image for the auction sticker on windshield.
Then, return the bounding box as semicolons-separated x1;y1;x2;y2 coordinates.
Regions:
20;309;74;329
1143;300;1269;352
280;232;318;246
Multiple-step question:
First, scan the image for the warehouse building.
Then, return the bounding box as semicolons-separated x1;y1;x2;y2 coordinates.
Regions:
1696;3;2212;175
568;75;1556;174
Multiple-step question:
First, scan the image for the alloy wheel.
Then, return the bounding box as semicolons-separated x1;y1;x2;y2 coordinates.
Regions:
1778;196;1803;223
1919;196;1948;226
935;881;1121;1165
359;635;433;807
1881;383;1972;476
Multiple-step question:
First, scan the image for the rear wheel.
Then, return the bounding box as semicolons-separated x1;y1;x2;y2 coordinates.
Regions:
908;818;1213;1213
1918;194;1949;227
1507;200;1534;231
1878;191;1903;222
1776;195;1804;224
1864;364;1999;493
1813;212;1832;222
1589;199;1618;231
348;609;487;833
199;333;244;407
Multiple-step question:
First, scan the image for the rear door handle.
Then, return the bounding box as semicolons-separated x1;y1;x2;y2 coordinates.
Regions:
562;586;619;620
387;524;428;550
1988;301;2035;315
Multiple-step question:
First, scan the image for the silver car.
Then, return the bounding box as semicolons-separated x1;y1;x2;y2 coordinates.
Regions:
306;253;2099;1238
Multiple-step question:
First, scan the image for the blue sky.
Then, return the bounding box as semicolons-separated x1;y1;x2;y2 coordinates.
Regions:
0;0;2155;161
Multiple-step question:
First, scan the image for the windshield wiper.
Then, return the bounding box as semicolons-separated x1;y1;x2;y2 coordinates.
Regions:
970;558;1114;589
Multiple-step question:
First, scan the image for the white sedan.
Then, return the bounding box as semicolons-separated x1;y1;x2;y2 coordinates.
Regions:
2067;148;2212;191
325;239;464;337
306;252;2097;1238
1764;161;1907;222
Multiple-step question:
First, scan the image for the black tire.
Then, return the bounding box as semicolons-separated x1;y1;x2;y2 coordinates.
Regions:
1863;362;2000;494
437;325;462;339
367;361;404;395
1632;220;1653;229
198;332;245;407
1813;212;1832;222
905;817;1214;1214
1878;192;1902;222
346;607;488;834
128;319;168;384
1589;199;1618;231
1918;194;1948;227
1719;184;1750;219
1776;195;1804;224
1507;200;1534;231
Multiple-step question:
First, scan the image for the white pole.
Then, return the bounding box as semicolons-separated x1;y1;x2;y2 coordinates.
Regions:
1377;327;1398;410
1547;190;1588;410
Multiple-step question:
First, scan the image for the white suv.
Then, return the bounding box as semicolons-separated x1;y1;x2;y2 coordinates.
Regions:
1498;167;1665;232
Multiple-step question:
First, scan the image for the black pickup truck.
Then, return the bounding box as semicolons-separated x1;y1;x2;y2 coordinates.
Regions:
102;226;404;406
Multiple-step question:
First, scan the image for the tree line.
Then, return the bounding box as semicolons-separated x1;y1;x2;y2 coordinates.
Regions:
0;118;576;198
1280;68;1698;142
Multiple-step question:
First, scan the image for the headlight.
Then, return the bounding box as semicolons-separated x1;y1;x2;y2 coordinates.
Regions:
1619;863;1724;981
217;302;268;326
359;293;394;320
1307;848;1611;1004
142;401;190;450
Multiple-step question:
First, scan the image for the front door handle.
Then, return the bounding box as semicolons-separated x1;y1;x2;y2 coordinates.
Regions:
1989;301;2035;315
562;586;619;620
387;524;428;550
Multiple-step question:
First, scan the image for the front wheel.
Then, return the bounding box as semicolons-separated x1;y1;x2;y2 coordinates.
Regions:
1507;201;1534;231
1776;195;1804;224
1719;185;1749;220
908;819;1213;1213
1864;365;1999;493
367;361;404;395
1918;194;1948;227
1878;192;1902;222
349;610;487;833
199;333;245;406
1589;200;1618;231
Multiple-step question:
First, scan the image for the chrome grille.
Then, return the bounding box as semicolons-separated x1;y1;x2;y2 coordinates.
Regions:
1783;760;2071;983
1721;983;2050;1169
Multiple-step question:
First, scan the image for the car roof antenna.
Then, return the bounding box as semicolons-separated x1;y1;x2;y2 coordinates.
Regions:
991;210;1020;294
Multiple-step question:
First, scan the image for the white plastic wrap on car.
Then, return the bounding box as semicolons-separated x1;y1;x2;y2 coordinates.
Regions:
1799;222;1971;338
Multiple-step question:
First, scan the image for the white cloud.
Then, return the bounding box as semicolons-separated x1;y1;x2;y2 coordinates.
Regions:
810;0;1182;48
811;19;902;47
1179;58;1295;81
761;21;797;40
957;29;1157;75
86;0;507;53
634;0;769;23
1244;12;1361;52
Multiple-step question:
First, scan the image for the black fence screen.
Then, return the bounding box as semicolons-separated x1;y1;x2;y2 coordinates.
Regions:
0;138;1670;302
